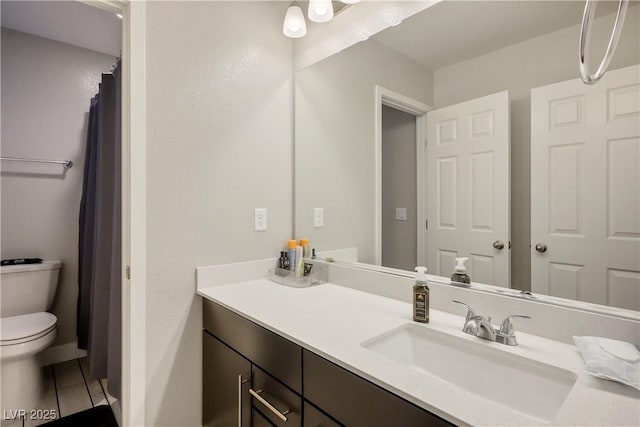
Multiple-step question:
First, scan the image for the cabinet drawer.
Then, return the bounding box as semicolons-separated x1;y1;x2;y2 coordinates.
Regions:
252;407;276;427
203;299;302;393
251;366;301;427
303;350;453;427
303;402;342;427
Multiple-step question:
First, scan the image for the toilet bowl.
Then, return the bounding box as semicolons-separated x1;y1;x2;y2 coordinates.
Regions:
1;313;58;412
0;261;61;416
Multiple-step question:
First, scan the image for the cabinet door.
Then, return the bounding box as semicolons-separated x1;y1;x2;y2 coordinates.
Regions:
203;332;251;427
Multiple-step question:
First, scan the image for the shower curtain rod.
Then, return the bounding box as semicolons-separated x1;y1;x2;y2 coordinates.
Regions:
1;156;73;169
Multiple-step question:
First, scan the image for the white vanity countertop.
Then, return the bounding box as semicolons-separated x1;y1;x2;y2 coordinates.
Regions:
197;280;640;427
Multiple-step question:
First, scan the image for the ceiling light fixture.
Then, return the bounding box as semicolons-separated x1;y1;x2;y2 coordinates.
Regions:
283;4;307;38
340;0;362;4
308;0;334;23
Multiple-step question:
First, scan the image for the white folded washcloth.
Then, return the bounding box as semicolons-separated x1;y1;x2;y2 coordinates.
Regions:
573;336;640;391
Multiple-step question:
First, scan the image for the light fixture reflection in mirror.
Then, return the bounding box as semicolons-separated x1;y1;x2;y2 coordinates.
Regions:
283;4;307;38
309;0;334;23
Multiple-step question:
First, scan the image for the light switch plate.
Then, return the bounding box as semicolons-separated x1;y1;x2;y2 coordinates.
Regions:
314;208;324;228
395;208;407;221
254;208;267;231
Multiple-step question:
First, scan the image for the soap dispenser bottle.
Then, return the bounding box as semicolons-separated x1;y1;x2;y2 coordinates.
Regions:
413;266;429;323
451;257;471;284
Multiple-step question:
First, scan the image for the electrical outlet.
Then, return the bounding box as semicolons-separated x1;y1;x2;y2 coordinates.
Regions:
254;208;267;231
395;208;407;221
314;208;324;228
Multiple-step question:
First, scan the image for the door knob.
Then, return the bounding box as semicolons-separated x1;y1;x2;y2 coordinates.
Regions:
535;243;548;253
492;240;505;250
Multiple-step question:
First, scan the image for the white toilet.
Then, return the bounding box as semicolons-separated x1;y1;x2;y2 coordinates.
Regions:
0;260;61;414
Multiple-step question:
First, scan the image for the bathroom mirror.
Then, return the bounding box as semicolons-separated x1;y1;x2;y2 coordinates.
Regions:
294;0;640;312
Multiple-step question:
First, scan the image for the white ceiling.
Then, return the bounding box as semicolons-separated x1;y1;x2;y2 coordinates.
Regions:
1;0;629;68
372;0;622;70
1;1;121;57
299;0;351;17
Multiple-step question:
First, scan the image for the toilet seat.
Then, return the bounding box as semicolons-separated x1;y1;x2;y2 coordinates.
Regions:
1;312;57;346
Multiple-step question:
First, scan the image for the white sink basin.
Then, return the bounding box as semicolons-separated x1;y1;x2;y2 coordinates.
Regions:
361;324;577;424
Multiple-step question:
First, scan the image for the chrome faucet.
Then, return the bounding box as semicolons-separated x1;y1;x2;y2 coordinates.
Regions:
452;300;530;346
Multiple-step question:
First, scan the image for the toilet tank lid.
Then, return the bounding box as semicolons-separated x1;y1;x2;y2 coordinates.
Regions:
1;312;57;342
0;260;61;274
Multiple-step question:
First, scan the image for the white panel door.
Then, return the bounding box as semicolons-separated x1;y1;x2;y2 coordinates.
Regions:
531;64;640;310
427;91;510;287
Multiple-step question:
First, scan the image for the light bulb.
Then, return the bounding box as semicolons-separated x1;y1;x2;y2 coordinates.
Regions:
341;0;362;4
283;5;307;38
309;0;334;23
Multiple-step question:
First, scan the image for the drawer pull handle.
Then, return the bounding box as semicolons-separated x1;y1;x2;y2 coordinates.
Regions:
238;375;249;427
249;388;290;422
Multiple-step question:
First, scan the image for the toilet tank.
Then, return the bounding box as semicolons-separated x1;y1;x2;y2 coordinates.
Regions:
0;260;61;317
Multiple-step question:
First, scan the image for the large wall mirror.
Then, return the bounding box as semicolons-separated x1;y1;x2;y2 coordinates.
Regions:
294;0;640;312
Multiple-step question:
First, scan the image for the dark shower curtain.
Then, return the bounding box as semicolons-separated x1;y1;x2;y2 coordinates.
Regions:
77;61;121;400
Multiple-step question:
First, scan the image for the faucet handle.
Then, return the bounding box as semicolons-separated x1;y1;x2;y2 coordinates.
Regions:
452;300;476;323
499;315;531;335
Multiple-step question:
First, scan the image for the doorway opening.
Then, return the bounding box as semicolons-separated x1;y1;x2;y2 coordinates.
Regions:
1;1;146;426
374;86;431;268
381;106;418;271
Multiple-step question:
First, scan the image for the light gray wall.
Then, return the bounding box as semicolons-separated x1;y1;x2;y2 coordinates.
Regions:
295;38;432;264
382;106;417;271
144;2;293;425
0;27;116;347
433;7;640;290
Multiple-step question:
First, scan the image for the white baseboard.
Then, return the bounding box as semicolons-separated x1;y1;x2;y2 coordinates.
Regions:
40;341;87;366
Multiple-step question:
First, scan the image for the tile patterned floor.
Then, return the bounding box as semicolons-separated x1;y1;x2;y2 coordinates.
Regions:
3;358;120;427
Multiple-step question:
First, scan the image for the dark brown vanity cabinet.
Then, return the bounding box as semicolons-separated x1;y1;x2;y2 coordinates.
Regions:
203;331;301;427
203;299;454;427
203;300;302;427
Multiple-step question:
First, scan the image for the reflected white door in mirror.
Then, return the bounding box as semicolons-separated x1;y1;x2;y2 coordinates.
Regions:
426;91;511;287
531;64;640;311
